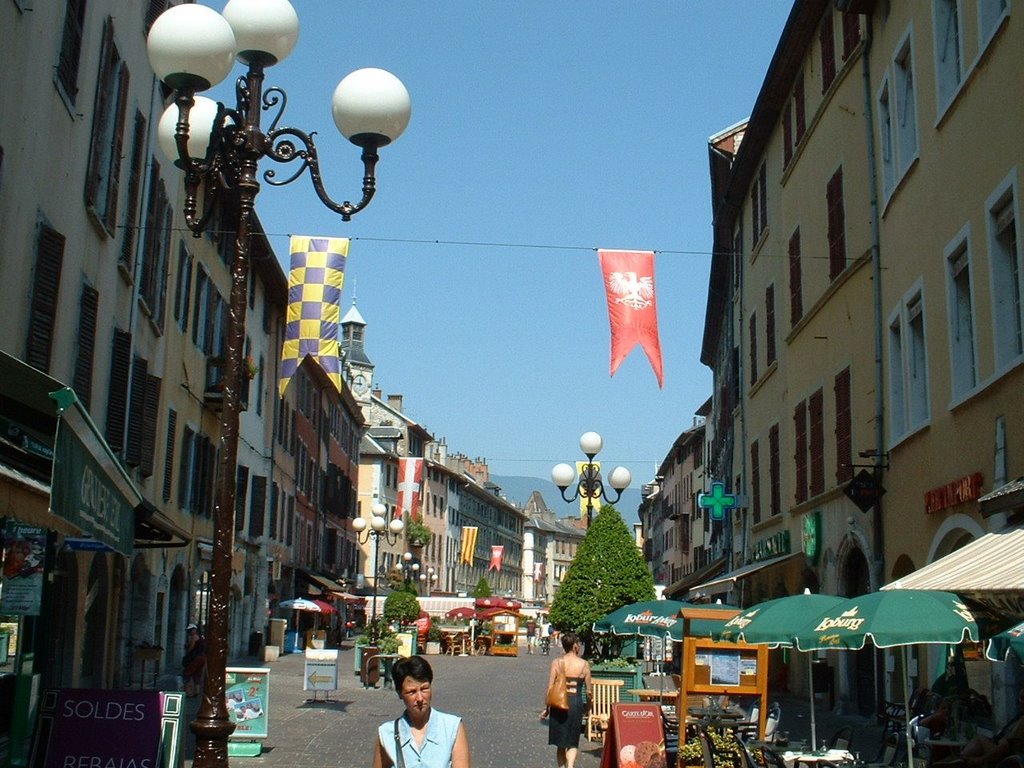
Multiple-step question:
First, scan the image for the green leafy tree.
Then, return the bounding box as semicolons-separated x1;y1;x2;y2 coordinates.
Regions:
549;504;655;653
472;576;492;598
383;589;420;624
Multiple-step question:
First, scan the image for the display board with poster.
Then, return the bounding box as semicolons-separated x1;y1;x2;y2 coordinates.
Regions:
678;608;768;750
0;523;46;616
226;667;270;757
598;703;668;768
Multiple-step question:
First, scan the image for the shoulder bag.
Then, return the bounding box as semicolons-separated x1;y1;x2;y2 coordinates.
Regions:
393;718;406;768
546;660;569;710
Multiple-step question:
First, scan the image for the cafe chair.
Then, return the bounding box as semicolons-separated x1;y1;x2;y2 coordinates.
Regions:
586;680;625;741
763;701;782;743
827;726;853;751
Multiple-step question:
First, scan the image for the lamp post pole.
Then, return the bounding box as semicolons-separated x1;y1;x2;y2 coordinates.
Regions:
354;504;404;643
146;4;409;767
551;431;632;528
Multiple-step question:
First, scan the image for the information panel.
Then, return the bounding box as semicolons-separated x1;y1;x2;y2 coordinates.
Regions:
303;648;339;692
226;667;270;740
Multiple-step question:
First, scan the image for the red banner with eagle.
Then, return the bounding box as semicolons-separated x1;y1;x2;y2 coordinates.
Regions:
599;249;664;388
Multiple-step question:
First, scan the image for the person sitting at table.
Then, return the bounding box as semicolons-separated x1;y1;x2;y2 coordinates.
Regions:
936;689;1024;768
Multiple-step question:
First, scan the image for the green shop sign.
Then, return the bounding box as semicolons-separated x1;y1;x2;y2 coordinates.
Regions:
50;393;135;556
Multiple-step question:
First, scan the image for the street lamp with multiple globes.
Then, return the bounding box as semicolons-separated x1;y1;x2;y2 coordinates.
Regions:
400;551;420;584
419;566;437;597
352;504;404;642
551;431;632;528
145;2;410;766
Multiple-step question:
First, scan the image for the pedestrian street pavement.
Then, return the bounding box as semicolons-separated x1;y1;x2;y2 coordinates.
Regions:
181;643;603;768
178;643;883;768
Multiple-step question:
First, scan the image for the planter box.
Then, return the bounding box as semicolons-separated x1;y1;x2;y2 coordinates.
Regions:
263;645;280;663
425;641;441;655
591;664;643;702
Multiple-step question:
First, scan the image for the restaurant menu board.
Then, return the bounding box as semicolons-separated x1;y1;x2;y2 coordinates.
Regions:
226;667;270;739
599;704;667;768
1;523;46;615
40;689;163;768
303;649;339;692
710;651;740;686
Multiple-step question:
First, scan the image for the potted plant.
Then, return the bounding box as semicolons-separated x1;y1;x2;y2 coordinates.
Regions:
424;624;443;655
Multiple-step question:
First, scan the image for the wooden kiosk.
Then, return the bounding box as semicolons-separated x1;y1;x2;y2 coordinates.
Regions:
487;609;521;656
677;608;770;749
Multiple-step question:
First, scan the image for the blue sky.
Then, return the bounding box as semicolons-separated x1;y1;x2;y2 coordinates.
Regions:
206;2;792;494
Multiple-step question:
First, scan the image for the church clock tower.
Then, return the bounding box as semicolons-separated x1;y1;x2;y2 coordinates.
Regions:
340;300;374;404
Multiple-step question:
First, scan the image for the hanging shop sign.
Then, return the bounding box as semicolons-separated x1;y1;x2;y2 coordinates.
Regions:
1;522;46;615
924;472;984;515
752;530;791;562
50;412;134;556
801;511;822;566
844;469;886;513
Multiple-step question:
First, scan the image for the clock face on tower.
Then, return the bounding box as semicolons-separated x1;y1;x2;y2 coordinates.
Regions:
352;374;368;394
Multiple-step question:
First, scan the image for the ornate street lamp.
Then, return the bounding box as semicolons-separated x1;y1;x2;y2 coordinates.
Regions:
146;3;409;766
353;504;404;642
419;566;436;597
551;431;632;527
401;551;420;585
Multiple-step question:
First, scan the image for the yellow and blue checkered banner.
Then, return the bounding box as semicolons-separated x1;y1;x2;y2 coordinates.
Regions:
278;236;349;396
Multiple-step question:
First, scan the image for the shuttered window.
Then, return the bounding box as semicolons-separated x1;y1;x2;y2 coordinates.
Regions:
789;228;803;326
74;283;99;410
750;440;761;525
120;112;147;272
145;0;167;33
842;12;861;60
827;167;846;280
235;466;249;532
84;17;130;236
249;475;266;538
794;400;808;504
809;389;825;497
125;356;148;466
748;312;758;385
269;482;279;541
820;10;837;93
140;161;171;329
834;367;853;484
105;329;131;452
140;373;161;477
794;71;806;142
27;225;65;373
162;409;177;502
177;425;195;510
174;243;193;332
57;0;87;102
765;285;776;366
769;424;780;516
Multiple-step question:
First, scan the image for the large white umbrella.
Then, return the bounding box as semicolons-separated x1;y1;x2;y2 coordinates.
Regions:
279;597;322;612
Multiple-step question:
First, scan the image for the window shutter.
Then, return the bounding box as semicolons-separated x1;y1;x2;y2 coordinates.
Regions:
269;482;279;541
827;167;846;280
249;475;267;538
74;282;99;410
783;101;793;167
163;408;177;502
120;112;147;271
105;329;132;452
750;439;761;524
177;424;194;509
145;0;167;33
235;466;249;531
834;367;853;484
842;12;861;60
104;63;130;231
139;373;161;477
789;228;803;326
26;225;65;373
794;400;808;504
84;19;115;214
795;71;806;141
765;284;776;366
809;389;825;496
125;356;148;466
57;0;87;101
758;164;767;236
820;11;837;93
769;424;780;516
748;312;758;385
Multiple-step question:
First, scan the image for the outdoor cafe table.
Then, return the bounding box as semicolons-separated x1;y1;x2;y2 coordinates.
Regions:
778;748;856;768
628;688;678;703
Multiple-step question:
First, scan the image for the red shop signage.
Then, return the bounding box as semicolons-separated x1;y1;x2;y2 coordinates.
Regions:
924;472;983;514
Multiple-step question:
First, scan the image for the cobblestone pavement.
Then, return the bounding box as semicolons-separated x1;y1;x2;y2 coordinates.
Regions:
179;644;883;768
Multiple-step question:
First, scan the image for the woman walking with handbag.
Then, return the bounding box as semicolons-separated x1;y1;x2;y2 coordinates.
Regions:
539;632;592;768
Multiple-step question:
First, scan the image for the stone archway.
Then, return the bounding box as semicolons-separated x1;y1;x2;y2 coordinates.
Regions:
167;564;188;670
836;543;873;715
80;554;110;688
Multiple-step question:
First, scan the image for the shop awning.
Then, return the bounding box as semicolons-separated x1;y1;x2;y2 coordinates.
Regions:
663;556;728;600
882;527;1024;620
685;552;803;600
0;352;189;553
296;567;345;597
978;478;1024;518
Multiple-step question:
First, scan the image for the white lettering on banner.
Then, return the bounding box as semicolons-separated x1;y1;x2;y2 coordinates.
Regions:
621;710;656;719
814;607;865;632
60;700;147;721
78;467;119;536
61;758;153;768
625;613;678;628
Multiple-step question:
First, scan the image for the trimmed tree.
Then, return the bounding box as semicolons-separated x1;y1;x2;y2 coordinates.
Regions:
472;576;492;598
549;504;655;653
383;589;420;625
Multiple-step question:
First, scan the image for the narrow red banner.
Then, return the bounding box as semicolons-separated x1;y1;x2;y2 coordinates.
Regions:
599;250;664;387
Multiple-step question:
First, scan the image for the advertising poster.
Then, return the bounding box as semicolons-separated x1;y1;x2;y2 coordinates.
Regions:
226;667;270;740
303;649;339;692
1;523;46;616
41;689;162;768
599;703;667;768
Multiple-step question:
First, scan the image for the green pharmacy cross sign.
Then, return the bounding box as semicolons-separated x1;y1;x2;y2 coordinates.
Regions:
698;481;737;521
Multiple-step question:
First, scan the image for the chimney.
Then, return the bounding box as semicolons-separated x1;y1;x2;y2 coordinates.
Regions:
387;394;404;412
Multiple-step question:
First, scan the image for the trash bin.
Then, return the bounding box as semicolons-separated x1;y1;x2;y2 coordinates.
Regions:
248;631;264;657
267;618;286;650
285;630;303;654
360;645;380;688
